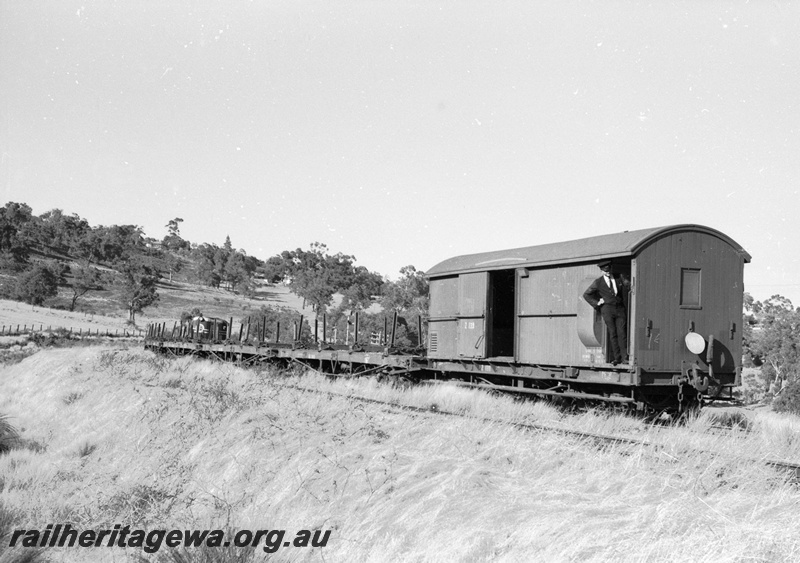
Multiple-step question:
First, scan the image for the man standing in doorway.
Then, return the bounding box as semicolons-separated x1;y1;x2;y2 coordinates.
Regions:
583;260;628;365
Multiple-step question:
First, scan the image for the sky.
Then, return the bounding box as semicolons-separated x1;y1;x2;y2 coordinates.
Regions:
1;0;799;305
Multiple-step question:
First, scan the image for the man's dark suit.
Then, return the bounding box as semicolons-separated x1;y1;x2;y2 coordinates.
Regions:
583;274;628;364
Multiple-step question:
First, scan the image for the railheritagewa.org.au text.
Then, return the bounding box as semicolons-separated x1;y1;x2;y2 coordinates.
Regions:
9;524;331;554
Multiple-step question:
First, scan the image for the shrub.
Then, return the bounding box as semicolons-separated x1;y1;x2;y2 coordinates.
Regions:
327;310;425;348
0;415;19;454
29;328;78;349
13;262;59;305
772;379;800;415
736;368;766;405
249;305;313;345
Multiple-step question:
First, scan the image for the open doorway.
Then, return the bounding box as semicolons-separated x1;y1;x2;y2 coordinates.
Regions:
488;269;515;358
601;258;632;363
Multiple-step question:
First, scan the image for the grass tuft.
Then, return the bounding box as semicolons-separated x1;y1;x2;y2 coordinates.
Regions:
163;377;185;389
15;437;46;454
99;484;174;526
76;441;96;458
0;416;19;454
62;391;83;405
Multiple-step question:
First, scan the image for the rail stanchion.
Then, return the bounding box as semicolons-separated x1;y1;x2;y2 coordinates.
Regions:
390;312;398;348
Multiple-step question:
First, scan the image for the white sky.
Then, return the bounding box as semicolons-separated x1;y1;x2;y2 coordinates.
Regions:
2;1;799;304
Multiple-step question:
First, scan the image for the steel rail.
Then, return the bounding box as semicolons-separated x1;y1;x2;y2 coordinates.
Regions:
283;381;800;484
146;340;800;482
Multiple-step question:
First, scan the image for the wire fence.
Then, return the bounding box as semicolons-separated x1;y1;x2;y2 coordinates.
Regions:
0;323;144;338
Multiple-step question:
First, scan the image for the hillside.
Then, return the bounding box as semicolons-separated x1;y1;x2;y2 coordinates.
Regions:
0;202;401;333
1;345;799;562
0;281;311;336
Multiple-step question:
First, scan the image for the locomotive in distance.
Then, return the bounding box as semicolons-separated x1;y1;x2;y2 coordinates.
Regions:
145;224;750;411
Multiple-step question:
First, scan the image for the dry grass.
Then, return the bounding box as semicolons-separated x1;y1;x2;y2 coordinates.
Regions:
136;281;310;328
0;299;134;335
0;347;799;562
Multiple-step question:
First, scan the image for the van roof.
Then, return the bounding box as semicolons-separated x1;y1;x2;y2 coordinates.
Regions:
425;224;751;278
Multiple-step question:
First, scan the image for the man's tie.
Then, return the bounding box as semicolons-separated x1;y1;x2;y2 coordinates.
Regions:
606;275;617;295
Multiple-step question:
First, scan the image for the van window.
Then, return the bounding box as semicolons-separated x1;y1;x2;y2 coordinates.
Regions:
680;268;701;308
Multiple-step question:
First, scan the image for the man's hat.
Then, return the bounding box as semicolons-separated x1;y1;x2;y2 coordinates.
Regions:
598;260;612;269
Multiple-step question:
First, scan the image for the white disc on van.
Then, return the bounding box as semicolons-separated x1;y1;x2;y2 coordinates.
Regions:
685;332;706;355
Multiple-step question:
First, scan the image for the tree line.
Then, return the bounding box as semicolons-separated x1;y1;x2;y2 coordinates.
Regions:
742;293;800;414
1;202;164;321
0;201;429;327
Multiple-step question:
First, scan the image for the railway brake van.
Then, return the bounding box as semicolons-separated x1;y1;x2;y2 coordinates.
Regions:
424;225;751;409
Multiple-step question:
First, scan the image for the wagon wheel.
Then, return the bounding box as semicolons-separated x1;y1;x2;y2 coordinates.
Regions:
637;390;681;420
702;382;726;406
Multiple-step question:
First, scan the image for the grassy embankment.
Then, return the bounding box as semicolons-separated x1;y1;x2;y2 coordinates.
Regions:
0;345;799;562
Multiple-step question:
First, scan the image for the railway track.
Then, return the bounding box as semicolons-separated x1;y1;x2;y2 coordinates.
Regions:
284;374;800;484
